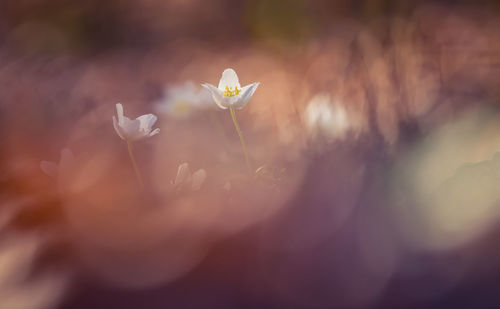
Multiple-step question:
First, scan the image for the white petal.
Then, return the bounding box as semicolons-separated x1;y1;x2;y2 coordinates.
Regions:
113;116;125;140
198;87;214;106
40;161;58;178
233;82;259;110
121;118;142;141
136;114;157;133
191;169;207;191
115;103;125;125
149;128;160;137
218;68;241;91
202;83;230;109
174;163;191;186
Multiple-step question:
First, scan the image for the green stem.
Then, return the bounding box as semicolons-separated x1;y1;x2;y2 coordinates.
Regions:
127;141;144;190
229;105;252;174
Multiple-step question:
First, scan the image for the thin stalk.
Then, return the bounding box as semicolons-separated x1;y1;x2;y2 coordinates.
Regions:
127;141;144;190
229;105;252;174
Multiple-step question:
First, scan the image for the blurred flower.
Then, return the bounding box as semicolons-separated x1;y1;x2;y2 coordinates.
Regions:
0;203;67;309
112;103;160;142
0;235;67;309
172;163;207;191
304;93;350;141
155;81;213;119
202;68;259;110
40;148;74;180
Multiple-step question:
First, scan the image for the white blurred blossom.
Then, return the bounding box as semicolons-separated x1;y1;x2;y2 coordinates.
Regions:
304;93;351;141
155;81;213;119
202;68;259;110
40;148;74;181
172;163;207;191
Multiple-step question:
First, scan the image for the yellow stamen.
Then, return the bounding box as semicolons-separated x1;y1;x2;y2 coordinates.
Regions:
223;86;241;97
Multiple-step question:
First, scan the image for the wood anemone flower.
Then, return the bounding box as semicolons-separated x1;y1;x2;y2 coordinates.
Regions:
202;68;259;110
113;103;160;142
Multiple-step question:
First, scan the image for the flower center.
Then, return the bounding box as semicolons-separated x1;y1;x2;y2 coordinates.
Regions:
173;100;192;115
223;86;241;97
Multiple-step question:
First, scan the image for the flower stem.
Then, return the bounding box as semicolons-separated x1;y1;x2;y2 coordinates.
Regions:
127;141;144;190
229;105;251;174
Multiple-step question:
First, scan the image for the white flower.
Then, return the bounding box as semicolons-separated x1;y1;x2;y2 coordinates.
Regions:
155;81;213;119
172;163;207;191
304;93;350;141
202;68;259;110
112;103;160;142
40;148;74;179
